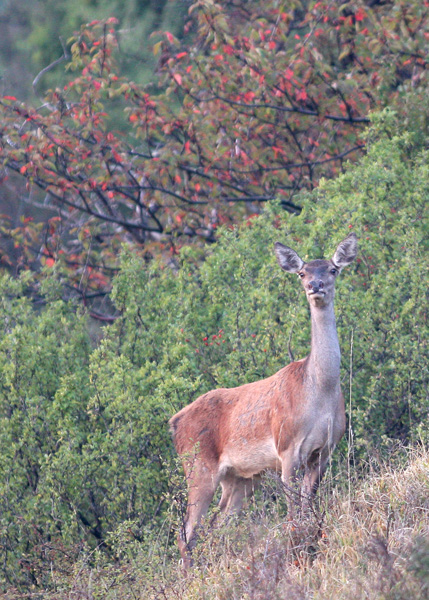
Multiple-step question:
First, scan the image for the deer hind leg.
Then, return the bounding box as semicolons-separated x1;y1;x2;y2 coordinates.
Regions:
219;473;260;515
179;466;219;568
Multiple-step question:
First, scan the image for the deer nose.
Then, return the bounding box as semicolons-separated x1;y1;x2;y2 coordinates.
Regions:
308;280;324;292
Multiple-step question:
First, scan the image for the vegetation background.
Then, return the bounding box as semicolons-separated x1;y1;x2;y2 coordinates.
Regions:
0;1;427;597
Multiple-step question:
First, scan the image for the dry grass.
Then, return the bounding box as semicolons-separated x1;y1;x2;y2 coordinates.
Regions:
8;446;428;600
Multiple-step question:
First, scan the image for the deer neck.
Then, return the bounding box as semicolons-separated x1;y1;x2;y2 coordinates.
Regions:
307;302;341;391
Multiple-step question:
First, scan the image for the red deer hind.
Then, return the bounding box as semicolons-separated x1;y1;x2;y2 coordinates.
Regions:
169;233;357;566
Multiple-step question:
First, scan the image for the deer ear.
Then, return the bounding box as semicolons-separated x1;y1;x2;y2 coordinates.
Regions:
275;242;305;273
332;232;358;270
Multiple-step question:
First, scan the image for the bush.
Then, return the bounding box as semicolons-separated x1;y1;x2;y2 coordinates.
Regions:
0;274;93;587
110;109;427;454
0;111;427;590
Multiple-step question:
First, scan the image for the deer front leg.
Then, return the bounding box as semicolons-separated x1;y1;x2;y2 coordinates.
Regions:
302;448;330;508
281;449;302;516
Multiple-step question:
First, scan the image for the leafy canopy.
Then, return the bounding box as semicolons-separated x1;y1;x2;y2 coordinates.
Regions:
0;0;428;306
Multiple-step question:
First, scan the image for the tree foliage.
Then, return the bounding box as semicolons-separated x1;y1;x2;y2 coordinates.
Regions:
0;114;427;589
0;0;428;305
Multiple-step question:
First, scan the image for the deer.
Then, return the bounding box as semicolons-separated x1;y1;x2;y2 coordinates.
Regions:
169;232;357;567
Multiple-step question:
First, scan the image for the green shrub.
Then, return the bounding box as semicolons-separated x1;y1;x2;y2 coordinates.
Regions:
110;110;427;455
0;274;93;587
0;111;427;589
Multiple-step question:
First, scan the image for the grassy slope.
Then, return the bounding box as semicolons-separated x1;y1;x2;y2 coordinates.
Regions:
20;447;428;599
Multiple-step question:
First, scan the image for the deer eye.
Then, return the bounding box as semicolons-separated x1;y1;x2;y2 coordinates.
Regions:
298;272;305;278
330;268;337;275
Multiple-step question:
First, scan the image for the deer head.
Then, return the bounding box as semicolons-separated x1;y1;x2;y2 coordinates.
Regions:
274;233;357;308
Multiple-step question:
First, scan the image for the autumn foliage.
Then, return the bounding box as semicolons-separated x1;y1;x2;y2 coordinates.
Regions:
0;0;428;303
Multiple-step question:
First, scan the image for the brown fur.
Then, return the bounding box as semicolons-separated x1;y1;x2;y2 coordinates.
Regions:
170;360;310;463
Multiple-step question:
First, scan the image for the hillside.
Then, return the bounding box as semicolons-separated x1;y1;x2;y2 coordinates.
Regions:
12;447;428;599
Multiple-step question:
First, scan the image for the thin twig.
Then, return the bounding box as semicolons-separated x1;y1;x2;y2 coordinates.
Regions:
32;37;70;96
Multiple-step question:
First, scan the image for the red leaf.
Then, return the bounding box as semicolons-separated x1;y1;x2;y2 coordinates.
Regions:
355;8;367;22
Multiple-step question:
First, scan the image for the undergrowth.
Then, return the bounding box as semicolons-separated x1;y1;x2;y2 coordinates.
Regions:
9;446;428;600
